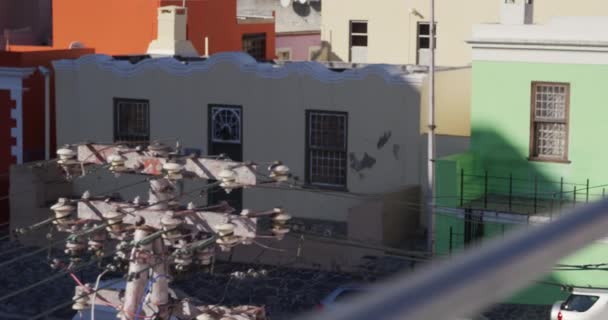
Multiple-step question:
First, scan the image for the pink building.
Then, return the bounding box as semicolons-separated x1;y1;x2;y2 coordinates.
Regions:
238;0;321;61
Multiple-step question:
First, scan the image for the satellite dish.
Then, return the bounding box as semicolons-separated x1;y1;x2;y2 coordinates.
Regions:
280;0;291;7
68;41;85;49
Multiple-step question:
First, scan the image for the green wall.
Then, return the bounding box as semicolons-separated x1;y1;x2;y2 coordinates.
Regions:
471;61;608;186
435;61;608;305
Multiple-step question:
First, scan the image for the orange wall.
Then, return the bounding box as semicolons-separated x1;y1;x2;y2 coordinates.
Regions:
52;0;159;55
53;0;275;59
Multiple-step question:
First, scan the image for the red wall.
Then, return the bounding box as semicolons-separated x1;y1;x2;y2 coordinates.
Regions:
0;47;94;157
53;0;275;59
0;90;16;222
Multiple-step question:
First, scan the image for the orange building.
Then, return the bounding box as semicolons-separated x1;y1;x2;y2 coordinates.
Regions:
52;0;276;60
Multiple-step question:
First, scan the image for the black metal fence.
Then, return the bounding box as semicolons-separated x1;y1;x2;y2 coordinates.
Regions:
457;170;608;216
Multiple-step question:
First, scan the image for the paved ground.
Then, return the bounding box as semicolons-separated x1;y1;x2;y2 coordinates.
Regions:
0;235;552;320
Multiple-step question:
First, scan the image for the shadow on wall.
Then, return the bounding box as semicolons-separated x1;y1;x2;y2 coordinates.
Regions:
312;40;343;62
435;127;606;305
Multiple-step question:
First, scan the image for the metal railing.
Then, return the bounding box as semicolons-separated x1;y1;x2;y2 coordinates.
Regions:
458;170;608;215
300;199;608;320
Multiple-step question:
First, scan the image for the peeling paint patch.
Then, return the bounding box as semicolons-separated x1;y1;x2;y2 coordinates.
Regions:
377;131;392;149
349;152;377;173
393;144;400;160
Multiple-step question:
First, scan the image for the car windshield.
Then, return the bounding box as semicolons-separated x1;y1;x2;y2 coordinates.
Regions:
562;294;599;312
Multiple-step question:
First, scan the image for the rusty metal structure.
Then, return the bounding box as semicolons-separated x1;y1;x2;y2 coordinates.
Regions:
28;142;293;320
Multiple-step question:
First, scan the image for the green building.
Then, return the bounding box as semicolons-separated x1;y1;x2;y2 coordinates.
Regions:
435;16;608;304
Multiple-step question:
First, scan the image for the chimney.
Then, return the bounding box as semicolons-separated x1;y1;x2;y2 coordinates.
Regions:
147;6;199;57
500;0;533;25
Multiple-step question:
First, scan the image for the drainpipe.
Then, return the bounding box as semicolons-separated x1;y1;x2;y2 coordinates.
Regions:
426;0;436;256
204;36;209;57
38;66;51;160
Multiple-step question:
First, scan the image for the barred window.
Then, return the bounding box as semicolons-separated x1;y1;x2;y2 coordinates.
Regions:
114;98;150;145
530;82;570;161
306;111;348;187
242;33;266;61
350;21;368;47
417;22;437;49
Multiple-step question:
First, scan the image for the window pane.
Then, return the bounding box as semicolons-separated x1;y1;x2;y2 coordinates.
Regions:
211;106;241;144
534;84;567;121
534;122;566;158
114;99;150;145
351;22;367;34
351;35;368;47
242;33;266;61
419;23;430;36
418;37;430;49
562;295;599;312
310;149;347;186
308;112;348;187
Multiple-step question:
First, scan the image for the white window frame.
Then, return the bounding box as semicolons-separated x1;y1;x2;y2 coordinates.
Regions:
276;48;292;61
417;22;437;50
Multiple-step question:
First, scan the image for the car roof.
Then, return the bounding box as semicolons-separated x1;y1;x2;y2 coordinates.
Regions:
572;288;608;295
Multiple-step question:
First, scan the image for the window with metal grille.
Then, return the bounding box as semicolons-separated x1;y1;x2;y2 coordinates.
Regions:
306;111;348;188
417;22;437;49
210;106;242;144
530;82;570;162
113;98;150;145
242;33;266;61
350;21;368;47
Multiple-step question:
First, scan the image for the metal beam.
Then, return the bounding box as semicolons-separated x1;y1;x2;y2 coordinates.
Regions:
77;200;257;238
76;144;258;185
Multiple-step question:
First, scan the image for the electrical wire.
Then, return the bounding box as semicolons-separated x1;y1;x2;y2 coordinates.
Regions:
91;269;110;320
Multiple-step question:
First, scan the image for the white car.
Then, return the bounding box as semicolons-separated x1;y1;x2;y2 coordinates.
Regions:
550;288;608;320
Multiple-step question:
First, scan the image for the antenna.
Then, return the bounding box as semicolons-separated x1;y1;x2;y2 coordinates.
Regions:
280;0;291;8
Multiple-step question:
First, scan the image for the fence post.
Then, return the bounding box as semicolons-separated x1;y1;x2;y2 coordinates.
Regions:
603;188;606;199
550;193;554;220
449;226;453;255
509;173;513;212
484;171;488;209
534;176;538;214
560;177;564;211
586;179;590;203
460;169;464;207
573;186;577;208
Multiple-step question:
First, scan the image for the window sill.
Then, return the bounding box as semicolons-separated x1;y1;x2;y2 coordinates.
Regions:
302;183;348;192
527;157;571;164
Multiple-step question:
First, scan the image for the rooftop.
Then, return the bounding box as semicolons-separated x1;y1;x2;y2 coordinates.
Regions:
470;16;608;46
52;52;433;86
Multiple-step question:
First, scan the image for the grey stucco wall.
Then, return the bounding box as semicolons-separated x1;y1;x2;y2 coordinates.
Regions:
54;55;424;226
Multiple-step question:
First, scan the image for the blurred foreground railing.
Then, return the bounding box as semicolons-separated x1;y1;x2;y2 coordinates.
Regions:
299;199;608;320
